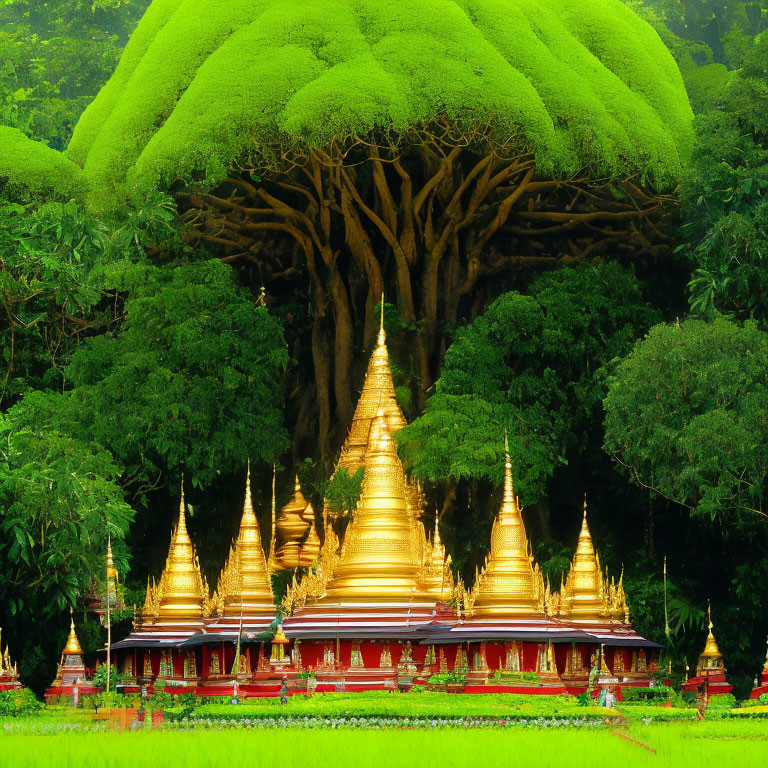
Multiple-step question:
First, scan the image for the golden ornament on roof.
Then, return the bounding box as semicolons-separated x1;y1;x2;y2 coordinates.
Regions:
419;510;455;601
63;612;83;656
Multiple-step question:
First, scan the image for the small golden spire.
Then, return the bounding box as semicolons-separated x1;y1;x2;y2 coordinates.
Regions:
378;291;385;346
420;510;454;600
701;601;722;659
274;472;315;570
469;444;545;617
154;480;209;621
213;463;274;616
64;609;83;655
558;499;628;624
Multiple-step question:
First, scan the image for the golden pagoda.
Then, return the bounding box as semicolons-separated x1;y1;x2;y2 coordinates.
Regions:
45;612;97;701
335;300;407;477
420;511;455;601
211;463;274;619
0;627;20;689
323;410;429;600
299;519;321;568
557;500;628;624
697;605;725;676
466;439;546;618
274;475;317;570
141;483;209;625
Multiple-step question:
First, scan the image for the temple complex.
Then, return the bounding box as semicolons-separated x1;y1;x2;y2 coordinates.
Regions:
103;308;660;698
0;627;21;691
45;613;98;703
683;607;733;697
750;637;768;699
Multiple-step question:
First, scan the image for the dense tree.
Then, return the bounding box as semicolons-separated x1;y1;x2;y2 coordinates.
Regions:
0;0;693;463
0;0;149;149
684;33;768;322
398;263;659;499
8;259;290;494
604;317;768;523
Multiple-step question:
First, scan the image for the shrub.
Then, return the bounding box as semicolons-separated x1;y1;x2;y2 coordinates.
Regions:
0;688;44;717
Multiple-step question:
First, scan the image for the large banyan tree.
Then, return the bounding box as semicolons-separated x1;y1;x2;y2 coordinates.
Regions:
0;0;693;465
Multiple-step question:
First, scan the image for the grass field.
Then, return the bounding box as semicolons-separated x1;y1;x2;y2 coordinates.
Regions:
2;719;767;768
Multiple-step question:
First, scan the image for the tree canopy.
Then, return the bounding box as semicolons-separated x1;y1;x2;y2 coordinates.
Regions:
604;317;768;523
1;0;692;204
398;263;659;501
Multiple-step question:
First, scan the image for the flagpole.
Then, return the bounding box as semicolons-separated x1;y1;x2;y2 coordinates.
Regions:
106;534;112;705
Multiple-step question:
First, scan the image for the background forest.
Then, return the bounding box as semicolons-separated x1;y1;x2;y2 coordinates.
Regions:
0;0;767;697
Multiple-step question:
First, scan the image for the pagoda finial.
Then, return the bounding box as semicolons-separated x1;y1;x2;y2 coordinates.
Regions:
434;509;441;545
701;601;722;660
177;474;188;538
378;291;385;346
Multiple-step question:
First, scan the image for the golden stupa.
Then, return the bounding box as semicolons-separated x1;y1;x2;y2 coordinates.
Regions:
466;438;546;618
323;410;430;600
212;464;274;617
142;483;209;624
274;475;317;570
557;501;628;624
335;300;407;477
420;511;455;601
299;519;321;568
46;611;90;692
63;614;83;655
697;605;725;675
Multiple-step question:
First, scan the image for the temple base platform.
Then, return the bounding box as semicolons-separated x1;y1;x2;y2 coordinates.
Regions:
44;683;100;704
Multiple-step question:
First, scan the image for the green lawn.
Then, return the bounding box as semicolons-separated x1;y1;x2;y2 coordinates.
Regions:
1;719;767;768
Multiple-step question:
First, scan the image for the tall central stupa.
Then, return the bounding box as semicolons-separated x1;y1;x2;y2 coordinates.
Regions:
282;303;456;687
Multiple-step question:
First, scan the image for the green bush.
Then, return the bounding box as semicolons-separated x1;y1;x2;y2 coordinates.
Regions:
618;704;698;721
0;688;44;717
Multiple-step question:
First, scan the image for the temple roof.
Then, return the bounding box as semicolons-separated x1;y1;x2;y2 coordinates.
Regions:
212;464;274;617
143;484;209;623
466;440;546;618
557;501;628;625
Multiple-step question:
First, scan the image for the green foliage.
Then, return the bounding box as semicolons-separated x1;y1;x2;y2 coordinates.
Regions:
683;35;768;323
490;670;540;684
323;468;364;518
398;263;659;501
0;194;184;407
0;688;43;717
8;259;289;492
617;704;698;721
603;317;768;523
0;415;133;616
0;127;86;201
38;0;692;205
91;664;124;692
0;0;149;150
